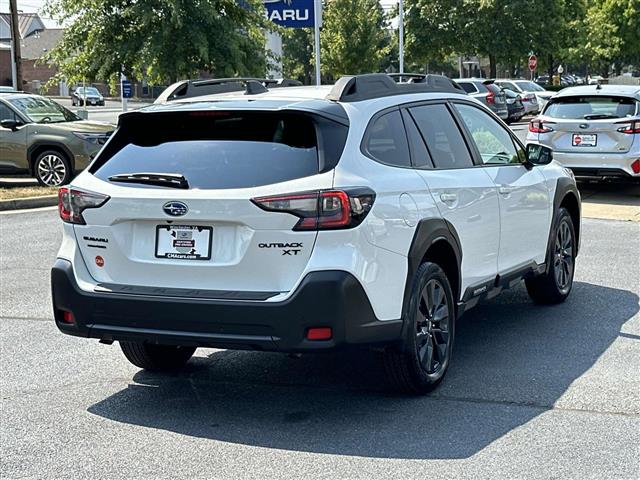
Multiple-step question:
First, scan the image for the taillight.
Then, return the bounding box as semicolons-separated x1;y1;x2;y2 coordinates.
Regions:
251;188;375;231
616;120;640;134
58;187;110;225
529;119;554;133
486;91;495;105
631;159;640;174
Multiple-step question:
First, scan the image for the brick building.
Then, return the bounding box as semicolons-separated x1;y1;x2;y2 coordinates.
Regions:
0;13;64;94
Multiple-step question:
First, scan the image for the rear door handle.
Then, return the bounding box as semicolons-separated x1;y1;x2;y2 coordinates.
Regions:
498;185;514;195
440;193;458;203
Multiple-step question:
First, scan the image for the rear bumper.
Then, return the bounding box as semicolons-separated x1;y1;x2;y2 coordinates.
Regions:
551;151;640;179
51;259;402;352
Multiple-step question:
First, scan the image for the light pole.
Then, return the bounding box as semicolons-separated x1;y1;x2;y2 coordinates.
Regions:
399;0;404;74
314;0;321;85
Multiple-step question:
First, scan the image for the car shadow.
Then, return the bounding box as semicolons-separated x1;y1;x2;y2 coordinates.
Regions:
87;281;638;460
578;181;640;206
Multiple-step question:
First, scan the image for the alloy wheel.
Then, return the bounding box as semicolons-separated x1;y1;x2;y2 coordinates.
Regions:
554;220;574;291
37;154;67;186
416;279;451;374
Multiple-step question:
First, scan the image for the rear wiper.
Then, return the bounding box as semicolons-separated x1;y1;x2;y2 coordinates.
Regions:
583;114;619;120
108;173;189;189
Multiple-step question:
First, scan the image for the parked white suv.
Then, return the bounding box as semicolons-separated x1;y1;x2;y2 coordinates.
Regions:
51;74;581;394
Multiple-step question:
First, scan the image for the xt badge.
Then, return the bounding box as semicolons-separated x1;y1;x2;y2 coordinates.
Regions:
258;242;303;256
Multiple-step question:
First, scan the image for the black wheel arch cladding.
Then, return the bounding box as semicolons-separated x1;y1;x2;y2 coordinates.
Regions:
551;177;581;257
402;218;462;328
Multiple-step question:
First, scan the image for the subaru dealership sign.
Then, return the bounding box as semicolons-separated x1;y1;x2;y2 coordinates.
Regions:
264;0;316;28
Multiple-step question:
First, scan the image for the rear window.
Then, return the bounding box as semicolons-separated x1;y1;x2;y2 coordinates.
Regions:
91;111;347;189
544;96;638;119
485;84;502;95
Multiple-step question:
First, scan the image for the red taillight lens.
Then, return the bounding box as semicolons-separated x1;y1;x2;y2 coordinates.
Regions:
529;119;555;133
58;187;110;224
252;188;375;231
616;120;640;134
486;91;495;105
631;159;640;174
306;327;332;341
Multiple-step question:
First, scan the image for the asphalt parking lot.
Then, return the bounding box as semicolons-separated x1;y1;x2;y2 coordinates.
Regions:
0;209;638;479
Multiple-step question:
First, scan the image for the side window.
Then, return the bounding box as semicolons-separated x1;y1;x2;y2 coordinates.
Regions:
458;82;477;94
0;103;16;122
401;110;433;169
453;103;521;165
363;110;411;167
409;104;474;169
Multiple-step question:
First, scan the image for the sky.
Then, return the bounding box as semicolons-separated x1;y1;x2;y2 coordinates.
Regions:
1;0;398;29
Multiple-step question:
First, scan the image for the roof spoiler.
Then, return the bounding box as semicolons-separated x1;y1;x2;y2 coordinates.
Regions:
326;73;465;102
154;77;303;104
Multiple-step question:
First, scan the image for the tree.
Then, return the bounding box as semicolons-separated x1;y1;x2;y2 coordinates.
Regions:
43;0;268;87
320;0;390;79
405;0;469;66
470;0;530;78
584;0;640;75
282;28;314;84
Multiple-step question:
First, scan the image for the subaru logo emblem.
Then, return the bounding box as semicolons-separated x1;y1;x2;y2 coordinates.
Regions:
579;123;589;129
163;201;188;217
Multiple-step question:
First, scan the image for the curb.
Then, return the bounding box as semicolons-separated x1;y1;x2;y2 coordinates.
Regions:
0;195;57;212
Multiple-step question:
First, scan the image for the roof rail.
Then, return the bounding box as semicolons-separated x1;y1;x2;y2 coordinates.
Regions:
326;73;465;102
154;77;303;104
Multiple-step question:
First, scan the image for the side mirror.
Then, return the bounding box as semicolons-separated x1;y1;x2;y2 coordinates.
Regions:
526;143;553;165
0;119;21;131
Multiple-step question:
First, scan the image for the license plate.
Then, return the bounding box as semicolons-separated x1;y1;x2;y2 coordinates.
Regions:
155;225;212;260
572;133;597;147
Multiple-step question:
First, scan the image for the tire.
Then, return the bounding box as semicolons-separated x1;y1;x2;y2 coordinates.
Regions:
33;149;72;186
382;262;456;394
119;342;196;371
525;207;576;304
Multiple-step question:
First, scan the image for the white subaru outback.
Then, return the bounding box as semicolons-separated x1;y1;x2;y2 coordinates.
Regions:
51;74;581;394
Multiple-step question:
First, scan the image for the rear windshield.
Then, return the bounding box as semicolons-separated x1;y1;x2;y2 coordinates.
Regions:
91;111;346;189
458;82;485;94
544;96;638;119
514;81;545;92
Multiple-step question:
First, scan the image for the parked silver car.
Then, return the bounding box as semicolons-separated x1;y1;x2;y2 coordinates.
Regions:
454;79;509;121
527;84;640;181
494;79;553;113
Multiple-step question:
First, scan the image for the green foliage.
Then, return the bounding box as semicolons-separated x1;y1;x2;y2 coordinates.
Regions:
282;28;314;84
42;0;268;85
320;0;390;79
405;0;638;77
585;0;640;69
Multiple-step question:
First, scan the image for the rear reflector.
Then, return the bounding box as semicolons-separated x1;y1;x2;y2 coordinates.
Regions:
306;327;332;341
632;159;640;174
61;311;75;324
252;188;375;231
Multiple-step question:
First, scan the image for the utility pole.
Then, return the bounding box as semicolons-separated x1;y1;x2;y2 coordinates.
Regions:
9;0;22;90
